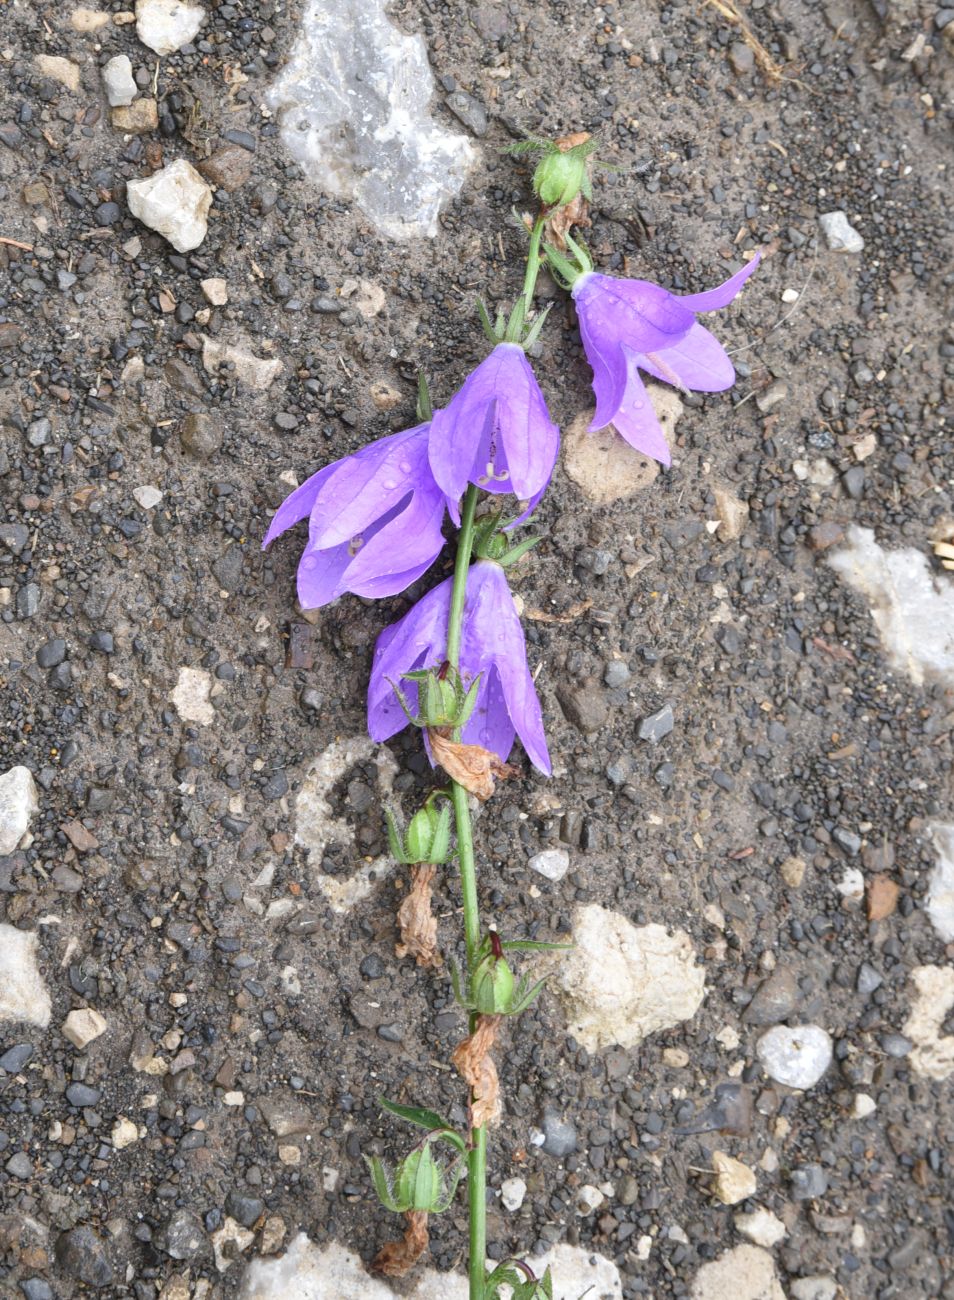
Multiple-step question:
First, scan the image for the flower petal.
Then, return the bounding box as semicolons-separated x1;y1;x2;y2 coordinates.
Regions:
367;578;451;742
573;272;695;354
461;664;515;765
262;463;335;548
296;540;351;609
602;349;672;466
310;426;430;549
344;489;446;598
464;562;550;774
578;308;627;432
493;345;560;502
676;252;760;313
637;321;735;392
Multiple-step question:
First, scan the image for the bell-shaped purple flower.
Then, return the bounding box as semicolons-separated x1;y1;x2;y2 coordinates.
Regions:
572;254;760;465
262;424;446;608
367;559;550;775
428;343;560;523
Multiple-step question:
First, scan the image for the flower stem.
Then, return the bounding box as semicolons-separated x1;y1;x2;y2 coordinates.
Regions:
521;213;547;316
445;480;485;1299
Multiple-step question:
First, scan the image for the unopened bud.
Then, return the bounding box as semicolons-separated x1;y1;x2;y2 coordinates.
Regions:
472;948;515;1015
534;148;588;207
395;1145;443;1213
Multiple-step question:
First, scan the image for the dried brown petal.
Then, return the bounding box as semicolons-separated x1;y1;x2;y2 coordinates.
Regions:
545;191;590;251
370;1210;429;1277
428;729;518;802
396;864;441;969
452;1014;502;1129
555;131;592;153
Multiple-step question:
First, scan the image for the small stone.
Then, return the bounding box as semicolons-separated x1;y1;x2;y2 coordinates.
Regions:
841;466;865;499
445;89;488;136
66;1082;102;1107
691;1245;785;1300
819;210;864;253
603;659;630;688
259;1094;311;1138
71;6;111;31
663;1047;690;1068
743;967;798;1026
527;848;570;882
713;486;749;541
852;1093;876;1119
111;1117;139;1148
199;144;253;192
133;485;163;510
200;277;228;305
734;1206;786;1248
225;1192;265;1228
62;1007;108;1049
756;1024;832;1089
0;766;39;854
866;873;899;920
369;381;401;411
6;1151;33;1178
170;666;214;726
210;1211;252;1274
179;411;222;459
637;703;674;744
903;965;954;1081
201;336;282;390
832;826;861;856
856;962;883;995
102;54;137;106
500;1177;526;1211
111;98;159;133
712;1151;757;1205
835;866;864;902
728;41;755;73
790;1279;838;1300
35;55;82;92
0;925;51;1027
127;159;213;253
807;521;845;552
260;1217;287;1255
557;681;608;734
755;379;788;414
779;856;806;888
55;1226;114;1288
541;1110;577;1158
135;0;206;55
161;1210;206;1261
563;391;682;504
575;1184;604;1215
0;1043;34;1072
790;1163;828;1201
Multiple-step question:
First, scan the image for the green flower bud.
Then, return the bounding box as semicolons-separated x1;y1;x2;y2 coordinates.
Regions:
406;808;436;862
534;149;587;207
472;949;515;1015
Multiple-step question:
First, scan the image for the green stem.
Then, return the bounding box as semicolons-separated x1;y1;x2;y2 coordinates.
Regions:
468;1122;488;1300
521;213;546;316
446;484;479;674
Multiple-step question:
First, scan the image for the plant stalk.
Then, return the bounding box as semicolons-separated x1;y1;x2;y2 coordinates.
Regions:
521;213;547;316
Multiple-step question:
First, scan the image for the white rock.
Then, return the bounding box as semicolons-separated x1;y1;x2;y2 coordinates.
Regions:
711;1151;756;1206
527;848;569;882
828;525;954;689
780;288;800;304
170;666;214;726
790;1278;838;1300
102;54;137;106
819;210;864;253
133;485;163;509
0;766;39;855
265;0;473;240
835;867;864;902
852;1093;877;1119
295;739;397;912
200;276;229;305
553;904;706;1052
127;158;212;253
903;965;954;1081
756;1024;832;1090
238;1234;621;1299
62;1007;108;1049
734;1206;786;1248
35;55;82;92
926;822;954;942
500;1176;526;1212
691;1245;786;1300
807;458;836;487
201;336;282;390
212;1216;255;1272
575;1183;604;1215
0;926;51;1028
135;0;205;55
563;389;683;505
71;7;111;32
111;1117;139;1149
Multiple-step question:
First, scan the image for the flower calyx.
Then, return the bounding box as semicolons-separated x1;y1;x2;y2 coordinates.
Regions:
452;931;569;1017
473;511;541;567
542;229;593;290
386;792;453;866
366;1139;464;1215
506;131;600;209
388;662;481;732
476;296;552;351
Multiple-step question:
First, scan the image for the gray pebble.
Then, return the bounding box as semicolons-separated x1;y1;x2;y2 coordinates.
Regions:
55;1226;114;1288
66;1082;102;1107
541;1110;577;1158
790;1163;828;1200
637;703;674;744
5;1151;33;1178
0;1043;34;1072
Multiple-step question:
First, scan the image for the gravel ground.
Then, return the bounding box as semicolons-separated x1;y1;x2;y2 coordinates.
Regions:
1;1;953;1298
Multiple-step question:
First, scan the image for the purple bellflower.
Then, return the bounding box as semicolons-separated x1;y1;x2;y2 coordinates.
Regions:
428;342;560;524
572;254;760;465
262;424;446;608
368;559;551;776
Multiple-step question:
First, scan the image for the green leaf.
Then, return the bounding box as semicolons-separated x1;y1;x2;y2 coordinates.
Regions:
457;674;482;729
520;302;552;352
510;975;548;1016
384;807;406;863
501;939;574;953
379;1098;455;1134
429;801;453;864
502;136;553;157
434;1154;467;1210
365;1156;403;1213
416;370;433;423
476;296;498;344
498;536;542;569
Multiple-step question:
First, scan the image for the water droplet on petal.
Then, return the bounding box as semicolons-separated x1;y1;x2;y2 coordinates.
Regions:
382;478;397;490
398;460;412;474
